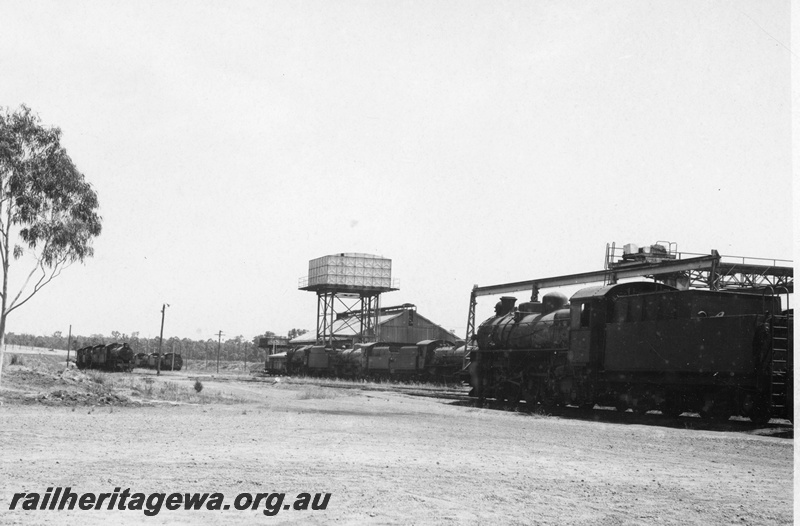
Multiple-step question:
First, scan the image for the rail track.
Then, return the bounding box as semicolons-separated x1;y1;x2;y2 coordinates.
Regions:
190;373;793;436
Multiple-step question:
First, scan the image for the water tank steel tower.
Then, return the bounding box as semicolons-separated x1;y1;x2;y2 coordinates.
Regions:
299;253;397;346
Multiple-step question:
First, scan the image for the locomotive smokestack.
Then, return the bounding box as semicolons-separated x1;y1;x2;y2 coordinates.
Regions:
498;296;517;316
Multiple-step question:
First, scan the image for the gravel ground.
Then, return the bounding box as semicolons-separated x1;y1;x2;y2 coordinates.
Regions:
0;363;794;525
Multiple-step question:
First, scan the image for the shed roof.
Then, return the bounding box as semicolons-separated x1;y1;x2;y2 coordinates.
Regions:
288;309;457;344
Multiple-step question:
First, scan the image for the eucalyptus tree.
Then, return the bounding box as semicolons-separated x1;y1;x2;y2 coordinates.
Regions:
0;106;102;386
288;328;308;339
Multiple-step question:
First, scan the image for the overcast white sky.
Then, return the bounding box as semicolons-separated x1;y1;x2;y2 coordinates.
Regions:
0;0;794;342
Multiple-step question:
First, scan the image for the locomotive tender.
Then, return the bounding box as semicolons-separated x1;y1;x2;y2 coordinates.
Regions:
470;282;792;423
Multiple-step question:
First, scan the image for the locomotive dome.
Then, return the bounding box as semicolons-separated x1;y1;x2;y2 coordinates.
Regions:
542;291;568;313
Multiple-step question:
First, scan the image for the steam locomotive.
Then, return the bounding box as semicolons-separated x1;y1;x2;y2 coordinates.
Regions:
470;282;792;423
266;339;468;382
75;343;135;372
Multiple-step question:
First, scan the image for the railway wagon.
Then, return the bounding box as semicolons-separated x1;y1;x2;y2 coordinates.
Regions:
286;345;312;375
470;282;792;423
265;352;288;375
129;352;184;371
74;345;93;369
161;353;183;371
393;343;426;376
362;342;394;377
306;345;338;376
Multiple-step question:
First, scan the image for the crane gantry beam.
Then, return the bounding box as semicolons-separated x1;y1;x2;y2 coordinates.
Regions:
472;253;723;299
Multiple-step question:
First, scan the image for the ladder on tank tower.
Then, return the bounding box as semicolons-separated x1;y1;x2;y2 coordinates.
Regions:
603;243;617;286
768;313;792;416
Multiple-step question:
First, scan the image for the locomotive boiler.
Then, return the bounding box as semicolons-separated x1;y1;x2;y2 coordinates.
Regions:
470;281;792;423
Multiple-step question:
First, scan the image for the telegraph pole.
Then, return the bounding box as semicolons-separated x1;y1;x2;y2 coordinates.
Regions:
66;325;72;366
157;304;168;376
216;330;223;374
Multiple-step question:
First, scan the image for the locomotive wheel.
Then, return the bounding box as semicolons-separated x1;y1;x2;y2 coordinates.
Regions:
661;407;683;418
572;402;595;414
522;378;538;407
628;389;653;414
615;392;636;413
747;395;772;425
540;398;561;414
699;398;732;421
660;395;684;418
500;382;521;405
614;386;632;413
699;408;730;421
749;411;771;425
523;389;537;408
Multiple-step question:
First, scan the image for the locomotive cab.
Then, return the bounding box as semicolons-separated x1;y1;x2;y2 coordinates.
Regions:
568;282;677;368
569;293;605;366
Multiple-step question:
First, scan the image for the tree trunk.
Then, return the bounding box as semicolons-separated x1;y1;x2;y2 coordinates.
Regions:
0;316;6;389
0;204;10;389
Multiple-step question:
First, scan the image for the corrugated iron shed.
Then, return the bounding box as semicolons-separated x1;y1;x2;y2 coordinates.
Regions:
289;307;457;346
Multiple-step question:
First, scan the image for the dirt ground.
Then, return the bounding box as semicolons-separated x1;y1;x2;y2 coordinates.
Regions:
0;358;794;525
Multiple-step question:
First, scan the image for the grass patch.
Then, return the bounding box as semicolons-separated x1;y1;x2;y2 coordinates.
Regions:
5;353;67;375
114;376;245;404
184;360;260;374
87;371;106;384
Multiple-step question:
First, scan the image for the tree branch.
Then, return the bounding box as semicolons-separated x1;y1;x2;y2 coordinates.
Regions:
6;254;46;313
5;252;70;316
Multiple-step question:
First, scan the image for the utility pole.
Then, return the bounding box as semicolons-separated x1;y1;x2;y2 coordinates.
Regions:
66;325;72;366
157;304;168;376
216;330;223;374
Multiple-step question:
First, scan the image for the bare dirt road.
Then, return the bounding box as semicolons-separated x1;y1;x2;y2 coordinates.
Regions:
0;361;793;525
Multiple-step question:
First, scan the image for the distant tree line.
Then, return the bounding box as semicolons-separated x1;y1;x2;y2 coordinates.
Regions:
3;328;309;363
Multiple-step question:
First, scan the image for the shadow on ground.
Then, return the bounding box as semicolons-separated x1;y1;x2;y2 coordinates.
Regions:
447;399;793;438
